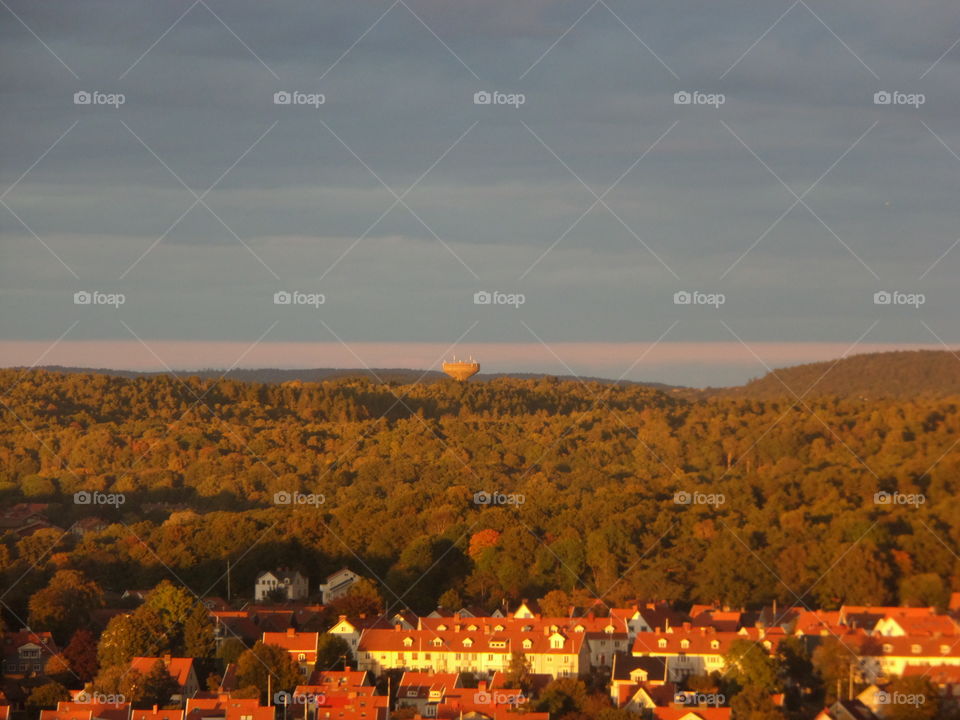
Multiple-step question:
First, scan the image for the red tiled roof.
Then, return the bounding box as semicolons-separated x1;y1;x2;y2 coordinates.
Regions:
130;657;195;688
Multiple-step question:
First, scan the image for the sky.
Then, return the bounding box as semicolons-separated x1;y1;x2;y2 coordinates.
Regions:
2;0;960;386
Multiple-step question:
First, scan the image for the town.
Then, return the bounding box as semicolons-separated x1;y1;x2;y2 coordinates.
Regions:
3;561;959;720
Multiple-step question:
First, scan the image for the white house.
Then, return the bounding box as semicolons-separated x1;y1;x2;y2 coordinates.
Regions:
319;568;360;604
255;568;309;602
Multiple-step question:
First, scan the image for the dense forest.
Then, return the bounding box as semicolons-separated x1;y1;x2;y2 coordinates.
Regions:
728;350;960;399
1;361;958;623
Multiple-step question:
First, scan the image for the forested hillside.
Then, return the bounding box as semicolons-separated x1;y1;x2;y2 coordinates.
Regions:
731;350;960;399
1;368;958;619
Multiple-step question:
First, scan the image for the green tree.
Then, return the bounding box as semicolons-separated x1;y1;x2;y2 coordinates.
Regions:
97;609;166;668
811;637;858;704
883;676;941;720
27;681;70;708
236;642;301;700
730;685;785;720
330;578;384;620
142;659;179;707
503;651;532;692
28;570;104;642
724;639;781;693
315;633;352;671
536;677;588;717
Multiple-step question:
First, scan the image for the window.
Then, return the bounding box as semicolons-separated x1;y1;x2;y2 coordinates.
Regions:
680;640;690;649
883;644;893;653
522;639;532;649
911;645;921;654
403;637;413;647
298;653;306;661
710;640;719;650
658;639;667;649
438;624;447;631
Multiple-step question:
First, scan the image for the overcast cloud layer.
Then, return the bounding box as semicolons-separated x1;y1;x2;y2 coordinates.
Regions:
3;0;960;385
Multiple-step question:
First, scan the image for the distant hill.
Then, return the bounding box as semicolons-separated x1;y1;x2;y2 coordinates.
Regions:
727;350;960;399
27;365;680;391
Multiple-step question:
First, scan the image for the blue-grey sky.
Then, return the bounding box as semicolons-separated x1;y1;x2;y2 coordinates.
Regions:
2;0;960;386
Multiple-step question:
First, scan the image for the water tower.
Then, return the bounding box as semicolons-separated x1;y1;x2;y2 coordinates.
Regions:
442;356;479;381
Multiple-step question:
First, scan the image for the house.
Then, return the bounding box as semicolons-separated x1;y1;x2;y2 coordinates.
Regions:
313;692;389;720
131;709;184;720
41;701;131;720
318;569;360;604
71;516;109;537
328;613;416;657
396;672;460;716
430;678;546;720
304;668;374;694
652;709;731;720
129;657;200;699
254;569;308;602
185;697;273;720
262;629;319;675
609;653;668;709
357;621;589;679
813;699;878;720
903;663;960;696
632;626;750;682
689;606;743;633
1;630;61;674
852;633;960;680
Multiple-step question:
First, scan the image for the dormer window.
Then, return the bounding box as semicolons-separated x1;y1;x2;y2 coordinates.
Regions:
403;637;413;647
522;639;532;649
494;625;504;631
680;639;690;649
432;638;442;647
658;638;667;649
550;636;564;649
710;640;720;650
522;625;533;632
437;624;447;631
883;644;893;653
468;624;478;631
463;638;473;647
911;645;921;654
942;645;950;655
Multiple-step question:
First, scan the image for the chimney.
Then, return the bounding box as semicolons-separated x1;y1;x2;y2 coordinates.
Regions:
455;624;461;632
163;653;172;664
338;615;347;622
543;627;549;637
287;627;296;637
394;624;401;632
478;681;487;692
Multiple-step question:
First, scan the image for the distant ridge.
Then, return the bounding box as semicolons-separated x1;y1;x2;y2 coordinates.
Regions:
25;365;680;391
726;350;960;399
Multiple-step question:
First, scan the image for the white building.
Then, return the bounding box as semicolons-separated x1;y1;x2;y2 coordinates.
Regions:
254;568;309;601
